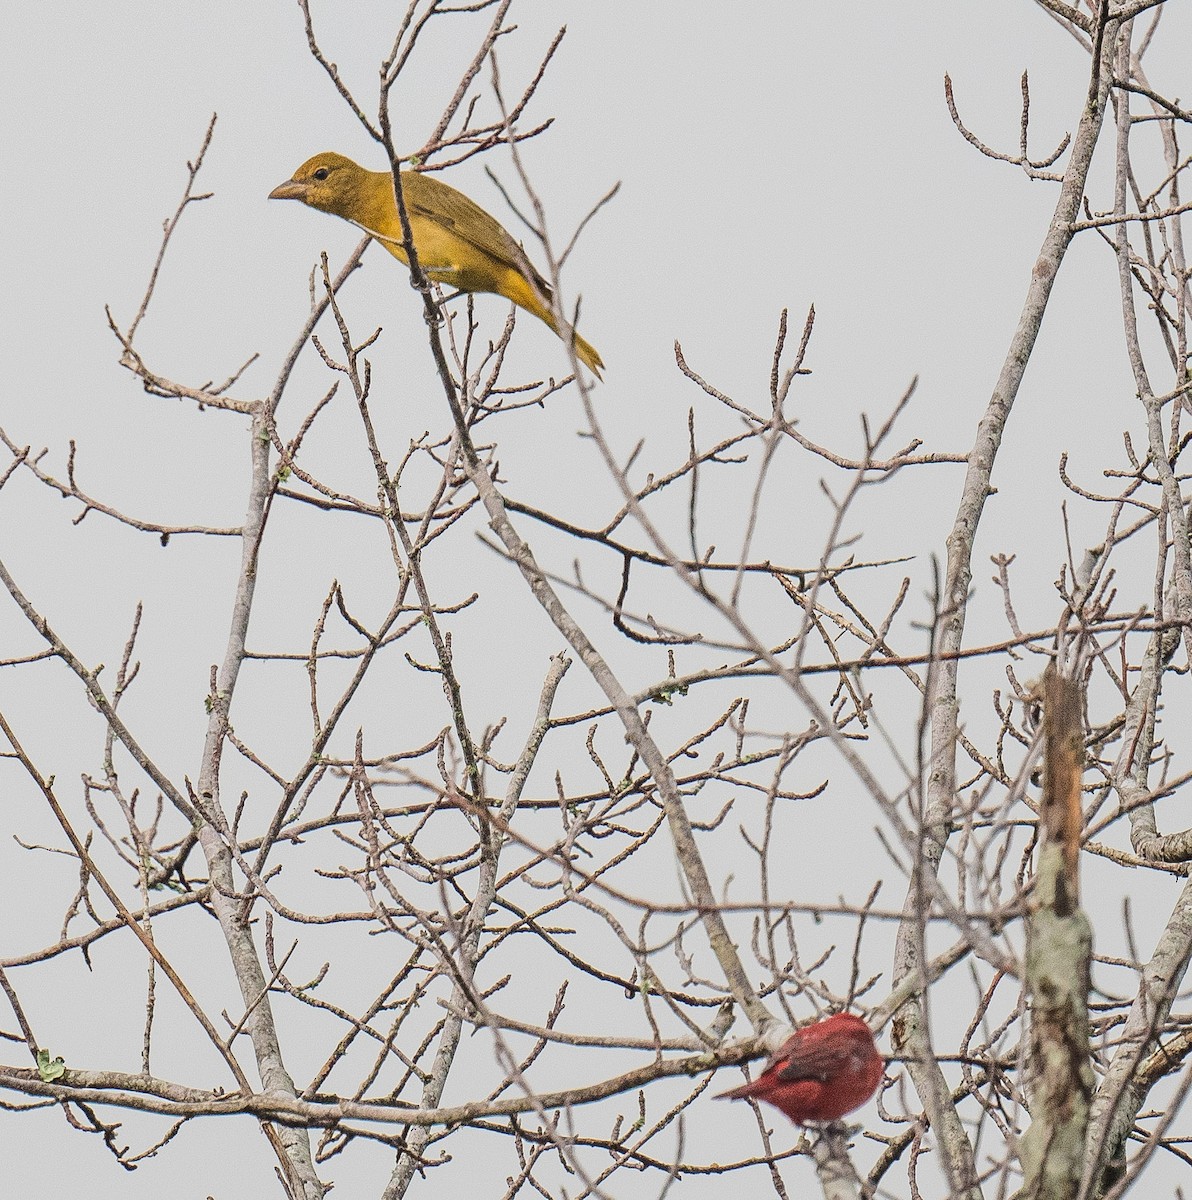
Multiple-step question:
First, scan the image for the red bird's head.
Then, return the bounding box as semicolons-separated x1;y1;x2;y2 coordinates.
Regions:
716;1012;883;1124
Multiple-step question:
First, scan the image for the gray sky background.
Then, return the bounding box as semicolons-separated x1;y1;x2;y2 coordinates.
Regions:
4;3;1191;1196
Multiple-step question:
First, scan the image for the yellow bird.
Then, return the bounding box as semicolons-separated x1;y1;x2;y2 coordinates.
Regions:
269;152;603;377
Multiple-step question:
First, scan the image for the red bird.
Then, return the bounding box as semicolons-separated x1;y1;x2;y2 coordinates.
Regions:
716;1012;883;1124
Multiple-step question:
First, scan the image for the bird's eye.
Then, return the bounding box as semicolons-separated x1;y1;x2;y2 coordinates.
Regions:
313;167;329;181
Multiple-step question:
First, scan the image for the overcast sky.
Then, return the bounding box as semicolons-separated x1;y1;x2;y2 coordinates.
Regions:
4;3;1191;1196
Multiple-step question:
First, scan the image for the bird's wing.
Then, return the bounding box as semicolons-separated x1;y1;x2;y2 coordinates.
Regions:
403;172;552;299
775;1039;855;1084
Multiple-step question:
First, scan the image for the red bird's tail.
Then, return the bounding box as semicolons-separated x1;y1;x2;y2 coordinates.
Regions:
715;1078;764;1102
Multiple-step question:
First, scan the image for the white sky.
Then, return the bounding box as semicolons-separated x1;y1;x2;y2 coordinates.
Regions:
3;2;1191;1196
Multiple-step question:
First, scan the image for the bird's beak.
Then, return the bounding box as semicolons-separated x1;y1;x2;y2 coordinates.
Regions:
268;179;307;201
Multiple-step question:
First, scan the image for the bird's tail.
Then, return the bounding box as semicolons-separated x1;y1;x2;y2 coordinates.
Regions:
567;329;604;379
505;268;604;379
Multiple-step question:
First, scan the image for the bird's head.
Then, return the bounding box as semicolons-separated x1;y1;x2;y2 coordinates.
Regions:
268;152;371;218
